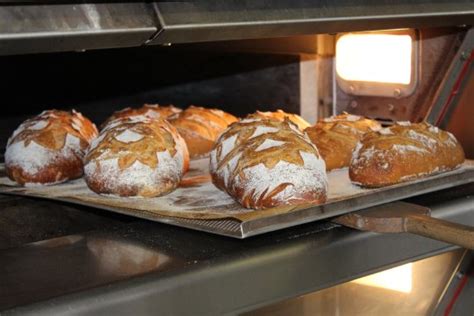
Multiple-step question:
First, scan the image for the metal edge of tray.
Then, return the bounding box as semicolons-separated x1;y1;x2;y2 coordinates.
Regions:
239;168;474;238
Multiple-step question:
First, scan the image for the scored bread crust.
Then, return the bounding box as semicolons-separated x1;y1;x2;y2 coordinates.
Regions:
101;104;181;129
5;110;98;185
170;106;238;158
349;121;465;187
210;118;328;209
84;117;188;197
305;112;381;171
247;110;311;130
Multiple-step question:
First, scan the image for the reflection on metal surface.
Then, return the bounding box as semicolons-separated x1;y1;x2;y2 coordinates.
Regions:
0;230;176;310
352;263;413;293
0;3;157;55
87;238;170;276
33;235;84;249
0;196;124;250
247;250;464;316
1;185;473;314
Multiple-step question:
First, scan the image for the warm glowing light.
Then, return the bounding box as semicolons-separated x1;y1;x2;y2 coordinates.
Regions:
336;33;412;84
352;263;413;293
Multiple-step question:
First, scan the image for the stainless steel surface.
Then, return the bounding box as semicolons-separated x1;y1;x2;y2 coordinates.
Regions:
0;195;129;249
446;67;474;159
433;250;474;315
150;1;474;45
247;250;464;315
0;3;157;55
1;184;472;315
2;1;474;55
427;28;474;125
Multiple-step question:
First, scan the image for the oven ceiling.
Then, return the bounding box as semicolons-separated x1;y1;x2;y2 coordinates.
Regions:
0;0;473;55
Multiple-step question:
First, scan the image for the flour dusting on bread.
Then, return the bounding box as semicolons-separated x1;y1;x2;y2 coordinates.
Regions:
5;110;98;185
84;116;188;197
349;121;465;187
115;130;144;143
210;118;327;209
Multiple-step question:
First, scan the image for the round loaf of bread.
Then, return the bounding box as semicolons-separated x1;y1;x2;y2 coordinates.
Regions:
170;106;238;158
210;118;328;209
5;110;98;185
305;112;381;171
101;104;181;128
248;110;310;130
84;117;188;197
349;121;465;187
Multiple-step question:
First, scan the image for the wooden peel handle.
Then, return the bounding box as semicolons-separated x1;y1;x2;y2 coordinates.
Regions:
405;214;474;250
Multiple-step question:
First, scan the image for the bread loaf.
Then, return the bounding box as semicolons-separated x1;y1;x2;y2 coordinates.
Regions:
170;106;238;158
248;110;310;130
84;116;188;197
305;112;381;171
171;106;237;158
5;110;98;185
349;121;465;187
102;104;181;128
210;118;327;209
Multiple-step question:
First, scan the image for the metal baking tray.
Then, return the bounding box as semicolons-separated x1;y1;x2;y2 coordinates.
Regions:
0;160;473;238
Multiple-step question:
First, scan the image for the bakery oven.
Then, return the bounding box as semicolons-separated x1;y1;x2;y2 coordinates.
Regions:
0;1;474;315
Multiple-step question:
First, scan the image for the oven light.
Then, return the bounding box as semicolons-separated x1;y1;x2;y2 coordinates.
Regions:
336;33;412;84
335;30;418;98
351;262;413;293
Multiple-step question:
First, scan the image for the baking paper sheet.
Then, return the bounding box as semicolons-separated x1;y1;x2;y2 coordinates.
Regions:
0;159;473;222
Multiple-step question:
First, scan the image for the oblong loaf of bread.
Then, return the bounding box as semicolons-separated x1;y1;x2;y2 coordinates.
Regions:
349;122;465;187
210;118;328;209
248;110;310;130
5;110;98;185
170;106;238;158
84;117;188;197
305;112;381;171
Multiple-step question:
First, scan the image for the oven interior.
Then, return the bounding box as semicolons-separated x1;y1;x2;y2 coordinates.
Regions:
1;26;472;153
0;22;473;314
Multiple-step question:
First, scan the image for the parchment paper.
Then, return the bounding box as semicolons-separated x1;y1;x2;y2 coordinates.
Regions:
0;159;472;221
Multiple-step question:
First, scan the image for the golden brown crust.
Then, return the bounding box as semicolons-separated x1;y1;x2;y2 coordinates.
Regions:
101;104;181;128
84;117;187;197
349;122;465;187
305;112;381;171
5;110;98;185
170;106;238;158
210;118;327;209
247;110;310;130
